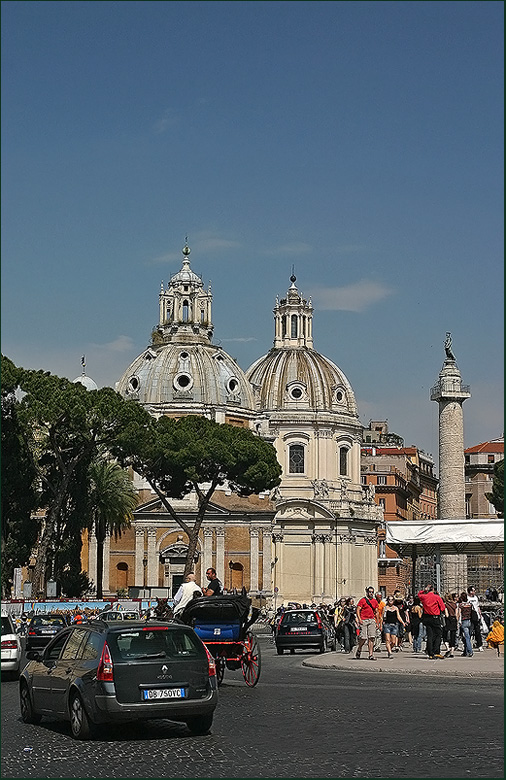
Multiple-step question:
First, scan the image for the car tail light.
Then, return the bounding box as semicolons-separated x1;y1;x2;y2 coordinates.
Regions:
97;642;114;681
28;630;36;635
203;644;216;677
1;640;17;649
142;626;168;631
315;613;323;629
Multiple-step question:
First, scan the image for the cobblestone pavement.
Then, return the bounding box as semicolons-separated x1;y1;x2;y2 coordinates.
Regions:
1;635;503;778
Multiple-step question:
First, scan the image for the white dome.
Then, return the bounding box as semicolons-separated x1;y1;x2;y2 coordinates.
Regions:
72;374;98;391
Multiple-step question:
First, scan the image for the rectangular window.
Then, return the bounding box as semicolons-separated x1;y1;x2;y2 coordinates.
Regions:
289;444;305;474
377;475;387;485
339;447;348;476
488;454;495;463
379;498;386;509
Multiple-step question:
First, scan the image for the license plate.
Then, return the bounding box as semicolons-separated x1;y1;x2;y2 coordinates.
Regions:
142;688;186;701
41;629;56;634
290;627;307;632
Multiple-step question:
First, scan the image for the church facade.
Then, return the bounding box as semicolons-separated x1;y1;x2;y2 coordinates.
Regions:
84;243;382;604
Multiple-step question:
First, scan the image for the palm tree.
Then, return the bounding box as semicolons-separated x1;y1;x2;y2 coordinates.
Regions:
88;459;138;599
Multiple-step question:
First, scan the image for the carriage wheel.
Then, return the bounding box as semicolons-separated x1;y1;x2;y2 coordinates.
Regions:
216;656;226;686
241;632;261;687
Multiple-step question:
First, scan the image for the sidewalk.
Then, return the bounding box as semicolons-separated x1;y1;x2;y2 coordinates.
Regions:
302;644;504;679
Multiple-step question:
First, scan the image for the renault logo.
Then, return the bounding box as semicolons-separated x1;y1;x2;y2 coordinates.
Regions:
161;665;168;675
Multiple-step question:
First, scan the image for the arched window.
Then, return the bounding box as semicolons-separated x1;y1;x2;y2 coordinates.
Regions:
339;447;348;476
289;444;305;474
291;314;298;338
182;300;190;322
116;562;129;590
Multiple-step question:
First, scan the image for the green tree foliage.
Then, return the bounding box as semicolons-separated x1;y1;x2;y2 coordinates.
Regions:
14;365;149;596
1;356;40;596
88;459;138;599
485;459;504;517
112;414;282;576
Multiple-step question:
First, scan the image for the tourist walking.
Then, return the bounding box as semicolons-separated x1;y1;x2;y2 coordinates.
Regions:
458;592;474;657
418;584;446;659
342;597;358;654
334;598;346;650
374;591;385;652
443;593;458;658
355;587;380;661
467;586;484;652
382;596;406;658
410;596;424;653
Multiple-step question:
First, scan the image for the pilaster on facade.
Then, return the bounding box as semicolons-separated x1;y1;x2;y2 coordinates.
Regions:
215;527;225;584
249;527;260;592
134;527;145;587
88;530;97;591
261;528;273;593
102;532;111;593
147;528;158;587
203;528;213;575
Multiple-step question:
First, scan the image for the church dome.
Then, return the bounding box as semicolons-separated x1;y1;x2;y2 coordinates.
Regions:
247;347;357;414
245;275;357;416
115;244;254;415
116;342;254;411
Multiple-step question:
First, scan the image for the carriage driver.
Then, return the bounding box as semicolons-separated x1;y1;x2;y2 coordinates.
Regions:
203;567;223;597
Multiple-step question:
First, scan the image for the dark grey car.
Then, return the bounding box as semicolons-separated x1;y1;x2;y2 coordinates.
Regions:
275;609;337;654
19;620;218;739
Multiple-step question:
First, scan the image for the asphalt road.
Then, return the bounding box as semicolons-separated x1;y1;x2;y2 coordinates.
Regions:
1;635;503;779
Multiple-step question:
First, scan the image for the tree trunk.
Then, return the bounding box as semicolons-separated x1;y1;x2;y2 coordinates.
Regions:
96;538;104;600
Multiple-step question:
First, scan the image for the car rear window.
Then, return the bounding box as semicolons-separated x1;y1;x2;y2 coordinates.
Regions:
1;617;14;635
122;612;139;620
32;616;66;627
283;612;318;626
108;628;206;661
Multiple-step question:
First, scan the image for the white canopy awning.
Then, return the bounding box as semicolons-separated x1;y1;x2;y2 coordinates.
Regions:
385;518;504;557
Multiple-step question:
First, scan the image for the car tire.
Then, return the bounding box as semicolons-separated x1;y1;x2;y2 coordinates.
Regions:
319;639;327;654
276;647;284;655
69;692;94;740
20;681;42;725
186;713;213;735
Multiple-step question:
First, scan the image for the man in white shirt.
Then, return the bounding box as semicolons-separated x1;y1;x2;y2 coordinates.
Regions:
173;573;203;617
467;586;484;652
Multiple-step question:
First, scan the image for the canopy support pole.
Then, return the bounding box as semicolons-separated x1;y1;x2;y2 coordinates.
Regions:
435;546;442;594
411;545;417;596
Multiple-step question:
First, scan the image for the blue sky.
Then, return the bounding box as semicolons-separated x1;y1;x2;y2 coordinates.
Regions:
2;0;503;465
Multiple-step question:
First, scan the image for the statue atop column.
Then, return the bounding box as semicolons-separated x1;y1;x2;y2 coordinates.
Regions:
444;332;456;360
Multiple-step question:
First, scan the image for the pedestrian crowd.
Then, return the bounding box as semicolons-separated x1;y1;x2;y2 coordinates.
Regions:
267;584;504;661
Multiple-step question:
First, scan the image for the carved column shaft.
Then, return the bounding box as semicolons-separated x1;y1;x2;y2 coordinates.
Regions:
203;529;213;576
262;530;272;592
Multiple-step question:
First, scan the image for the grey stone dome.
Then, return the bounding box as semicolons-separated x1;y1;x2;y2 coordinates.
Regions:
246;347;357;415
116;343;254;412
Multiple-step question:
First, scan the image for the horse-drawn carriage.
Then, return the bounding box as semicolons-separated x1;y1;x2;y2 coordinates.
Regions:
177;592;261;687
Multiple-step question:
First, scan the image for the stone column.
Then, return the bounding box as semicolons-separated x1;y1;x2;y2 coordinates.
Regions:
147;528;158;588
261;529;272;592
134;527;145;588
431;344;471;592
322;533;332;598
249;528;260;592
314;534;325;599
88;529;97;591
203;528;213;576
272;532;283;606
215;527;225;585
102;532;110;594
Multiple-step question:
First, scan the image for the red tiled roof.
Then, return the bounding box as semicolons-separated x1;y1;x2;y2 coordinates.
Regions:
465;440;504;454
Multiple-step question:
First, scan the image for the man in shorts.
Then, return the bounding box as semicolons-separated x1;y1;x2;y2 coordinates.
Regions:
355;586;380;660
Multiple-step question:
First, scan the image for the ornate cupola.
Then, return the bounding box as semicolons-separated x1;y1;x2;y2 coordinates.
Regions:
156;242;213;345
273;273;314;349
